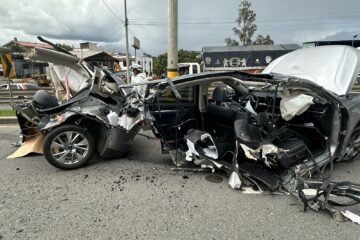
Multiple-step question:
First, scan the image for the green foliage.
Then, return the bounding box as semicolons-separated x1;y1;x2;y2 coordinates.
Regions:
153;50;200;76
224;38;239;46
55;43;74;51
233;0;257;46
225;0;274;46
153;53;167;76
10;45;25;53
178;49;200;63
253;34;274;45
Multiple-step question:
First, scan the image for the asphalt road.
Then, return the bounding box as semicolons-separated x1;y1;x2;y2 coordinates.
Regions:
0;125;359;240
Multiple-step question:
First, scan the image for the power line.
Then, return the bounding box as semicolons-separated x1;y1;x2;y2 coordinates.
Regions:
128;17;360;26
101;0;125;24
127;17;360;32
127;11;360;28
127;10;360;23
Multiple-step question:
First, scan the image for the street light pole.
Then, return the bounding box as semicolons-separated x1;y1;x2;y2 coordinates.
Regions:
352;34;358;47
124;0;131;83
167;0;178;78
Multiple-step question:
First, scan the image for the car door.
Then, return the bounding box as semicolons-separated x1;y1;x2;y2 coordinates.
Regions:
150;84;199;148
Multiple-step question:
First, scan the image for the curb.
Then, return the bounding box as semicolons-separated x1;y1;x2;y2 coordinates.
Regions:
0;117;18;125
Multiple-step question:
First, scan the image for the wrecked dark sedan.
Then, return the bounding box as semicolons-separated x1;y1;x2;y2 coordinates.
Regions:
9;43;360;222
140;45;360;221
9;44;143;170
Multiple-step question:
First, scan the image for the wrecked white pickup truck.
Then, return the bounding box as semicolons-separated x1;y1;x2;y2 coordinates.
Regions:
10;39;360;222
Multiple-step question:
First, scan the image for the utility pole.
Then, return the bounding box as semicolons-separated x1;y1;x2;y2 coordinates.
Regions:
124;0;131;83
167;0;178;78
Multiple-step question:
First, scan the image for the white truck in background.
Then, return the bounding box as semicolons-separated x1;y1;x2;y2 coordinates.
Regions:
178;62;201;76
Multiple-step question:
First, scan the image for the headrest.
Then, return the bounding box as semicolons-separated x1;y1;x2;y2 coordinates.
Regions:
212;87;228;102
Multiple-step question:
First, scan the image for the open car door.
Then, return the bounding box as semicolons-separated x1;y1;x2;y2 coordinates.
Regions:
149;84;199;149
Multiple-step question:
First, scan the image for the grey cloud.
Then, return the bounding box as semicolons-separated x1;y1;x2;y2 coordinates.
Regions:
0;6;10;18
0;0;360;55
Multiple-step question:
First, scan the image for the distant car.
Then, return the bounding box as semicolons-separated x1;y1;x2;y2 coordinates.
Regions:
0;83;41;99
0;83;41;90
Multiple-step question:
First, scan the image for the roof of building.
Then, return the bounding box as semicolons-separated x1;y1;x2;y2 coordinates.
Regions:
71;49;101;59
71;50;119;62
202;44;300;53
3;40;53;49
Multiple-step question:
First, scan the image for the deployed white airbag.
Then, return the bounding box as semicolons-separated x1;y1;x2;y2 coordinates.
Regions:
279;93;314;121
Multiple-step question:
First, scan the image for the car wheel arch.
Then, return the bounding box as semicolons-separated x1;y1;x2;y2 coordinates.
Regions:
44;115;103;150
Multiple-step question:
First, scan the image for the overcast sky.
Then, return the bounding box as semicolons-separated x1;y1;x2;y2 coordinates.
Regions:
0;0;359;55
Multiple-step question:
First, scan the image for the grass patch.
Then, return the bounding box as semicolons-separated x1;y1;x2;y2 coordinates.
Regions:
0;110;16;116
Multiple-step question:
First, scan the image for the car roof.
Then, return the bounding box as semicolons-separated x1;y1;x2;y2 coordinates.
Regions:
167;70;274;85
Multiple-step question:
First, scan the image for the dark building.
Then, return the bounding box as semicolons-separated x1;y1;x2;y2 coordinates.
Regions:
83;52;119;71
202;44;300;73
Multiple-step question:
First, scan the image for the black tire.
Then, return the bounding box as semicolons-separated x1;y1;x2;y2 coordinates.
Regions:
43;124;95;170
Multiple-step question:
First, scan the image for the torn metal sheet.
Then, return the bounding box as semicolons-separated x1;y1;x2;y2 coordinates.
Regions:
107;111;119;126
240;143;279;167
240;143;259;160
184;129;219;160
118;111;144;131
185;139;199;161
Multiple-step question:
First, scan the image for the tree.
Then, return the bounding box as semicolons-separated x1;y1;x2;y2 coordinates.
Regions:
224;38;239;46
226;0;257;46
253;34;274;45
10;45;25;53
153;53;167;76
153;50;200;76
225;0;274;46
178;49;200;63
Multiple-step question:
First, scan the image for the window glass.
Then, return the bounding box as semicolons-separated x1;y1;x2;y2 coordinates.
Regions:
158;86;194;103
193;65;198;74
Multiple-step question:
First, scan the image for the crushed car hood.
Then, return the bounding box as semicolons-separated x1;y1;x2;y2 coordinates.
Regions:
263;45;360;95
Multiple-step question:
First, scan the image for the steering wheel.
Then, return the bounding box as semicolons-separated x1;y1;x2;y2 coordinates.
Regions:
239;94;259;111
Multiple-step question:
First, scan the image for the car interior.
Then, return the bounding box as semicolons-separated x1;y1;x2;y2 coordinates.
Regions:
153;75;336;183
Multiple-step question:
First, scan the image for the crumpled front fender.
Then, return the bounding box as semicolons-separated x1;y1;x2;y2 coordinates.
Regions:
41;111;78;131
